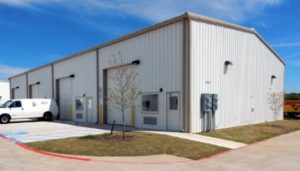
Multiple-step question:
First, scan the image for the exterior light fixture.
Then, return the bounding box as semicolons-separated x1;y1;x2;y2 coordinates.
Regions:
225;61;233;66
15;86;19;89
271;75;277;85
224;60;233;74
36;81;41;85
69;74;75;78
131;60;140;65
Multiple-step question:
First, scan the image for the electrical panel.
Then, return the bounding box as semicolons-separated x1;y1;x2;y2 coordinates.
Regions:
212;94;218;112
201;94;212;112
201;93;218;112
201;93;218;132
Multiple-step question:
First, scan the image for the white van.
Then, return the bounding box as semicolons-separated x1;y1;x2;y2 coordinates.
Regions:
0;99;58;124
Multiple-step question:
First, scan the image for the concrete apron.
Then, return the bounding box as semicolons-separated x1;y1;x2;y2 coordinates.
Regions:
138;130;246;149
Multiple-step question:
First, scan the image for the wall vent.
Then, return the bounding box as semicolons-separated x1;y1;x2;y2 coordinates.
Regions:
143;117;157;125
76;113;83;119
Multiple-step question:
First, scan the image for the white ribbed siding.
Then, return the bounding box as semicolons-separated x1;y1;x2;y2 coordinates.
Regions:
10;74;27;99
27;66;52;98
99;21;183;130
190;20;284;133
53;51;98;123
0;81;10;104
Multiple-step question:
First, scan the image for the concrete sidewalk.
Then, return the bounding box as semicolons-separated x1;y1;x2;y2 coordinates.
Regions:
139;130;246;149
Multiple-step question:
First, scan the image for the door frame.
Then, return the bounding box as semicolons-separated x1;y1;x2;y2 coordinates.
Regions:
86;96;93;123
166;91;181;131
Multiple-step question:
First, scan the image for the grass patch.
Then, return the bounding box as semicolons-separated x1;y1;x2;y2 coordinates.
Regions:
26;132;227;160
200;119;300;144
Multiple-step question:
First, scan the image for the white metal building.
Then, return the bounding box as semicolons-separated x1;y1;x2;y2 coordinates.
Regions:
0;80;10;105
9;12;285;133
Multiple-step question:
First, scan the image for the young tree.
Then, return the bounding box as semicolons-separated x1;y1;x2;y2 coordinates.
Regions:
107;51;140;140
268;90;284;120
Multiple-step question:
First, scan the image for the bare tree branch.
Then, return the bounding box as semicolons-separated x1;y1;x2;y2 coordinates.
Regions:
107;51;141;140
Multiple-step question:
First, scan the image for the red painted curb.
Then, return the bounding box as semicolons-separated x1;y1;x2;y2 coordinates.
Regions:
16;143;91;161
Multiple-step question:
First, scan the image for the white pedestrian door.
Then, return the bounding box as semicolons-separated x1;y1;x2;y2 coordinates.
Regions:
59;78;72;120
86;97;93;123
167;92;181;131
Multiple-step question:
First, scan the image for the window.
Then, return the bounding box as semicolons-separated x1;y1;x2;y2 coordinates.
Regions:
169;96;178;110
142;94;158;112
0;100;12;108
75;98;84;111
9;101;22;108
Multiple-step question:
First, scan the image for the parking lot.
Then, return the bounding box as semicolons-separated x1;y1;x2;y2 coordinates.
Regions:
0;120;110;143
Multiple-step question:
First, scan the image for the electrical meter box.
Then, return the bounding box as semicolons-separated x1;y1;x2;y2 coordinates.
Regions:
212;94;218;111
201;94;212;112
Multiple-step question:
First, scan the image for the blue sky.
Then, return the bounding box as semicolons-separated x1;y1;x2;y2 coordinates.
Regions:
0;0;299;92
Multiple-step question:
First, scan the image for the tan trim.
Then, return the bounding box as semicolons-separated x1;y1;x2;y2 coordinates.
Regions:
25;73;28;98
182;18;192;133
182;19;186;132
9;79;12;99
9;12;284;80
51;64;54;98
187;19;192;133
96;49;100;124
102;69;108;124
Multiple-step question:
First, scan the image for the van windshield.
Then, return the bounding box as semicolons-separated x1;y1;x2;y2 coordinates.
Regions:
0;100;13;108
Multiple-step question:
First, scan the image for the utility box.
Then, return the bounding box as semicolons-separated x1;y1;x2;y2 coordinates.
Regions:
201;93;218;132
212;94;218;112
201;94;212;112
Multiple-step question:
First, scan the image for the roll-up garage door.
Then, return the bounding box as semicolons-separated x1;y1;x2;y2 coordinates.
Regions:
107;67;131;125
30;85;39;98
59;78;73;120
13;89;21;99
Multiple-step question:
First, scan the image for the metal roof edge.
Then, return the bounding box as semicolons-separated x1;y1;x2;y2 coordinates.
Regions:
186;12;285;65
9;11;284;80
9;13;188;79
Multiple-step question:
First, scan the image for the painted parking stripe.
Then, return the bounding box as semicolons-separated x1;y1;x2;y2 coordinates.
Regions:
8;130;110;143
0;131;28;136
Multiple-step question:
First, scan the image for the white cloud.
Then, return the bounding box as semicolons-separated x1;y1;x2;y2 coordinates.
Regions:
0;0;284;23
0;64;28;79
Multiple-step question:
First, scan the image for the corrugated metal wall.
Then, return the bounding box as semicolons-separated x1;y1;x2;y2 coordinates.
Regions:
53;51;98;123
190;20;284;132
10;74;27;99
28;65;52;98
0;81;10;104
99;21;183;130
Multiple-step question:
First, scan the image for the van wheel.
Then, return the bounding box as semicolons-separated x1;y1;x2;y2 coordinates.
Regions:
0;115;11;124
43;112;53;121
